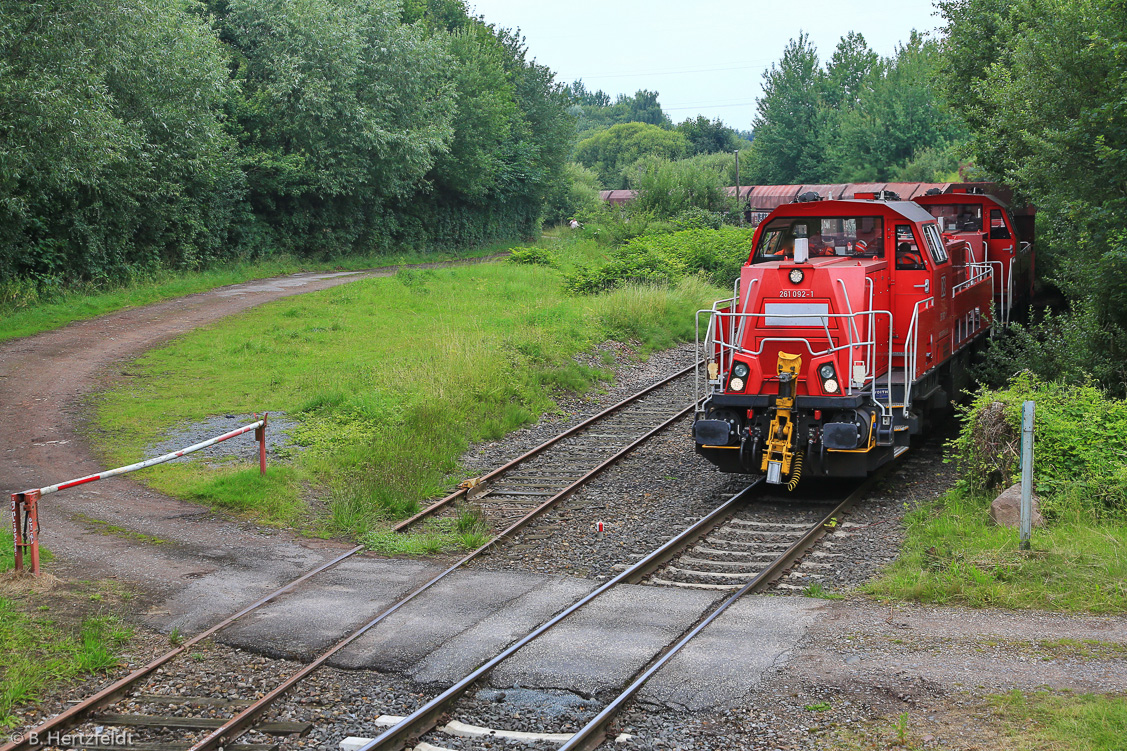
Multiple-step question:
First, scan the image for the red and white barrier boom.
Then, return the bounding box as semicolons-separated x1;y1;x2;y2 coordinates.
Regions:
10;414;268;575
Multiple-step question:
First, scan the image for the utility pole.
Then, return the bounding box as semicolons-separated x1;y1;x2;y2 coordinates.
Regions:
734;150;742;225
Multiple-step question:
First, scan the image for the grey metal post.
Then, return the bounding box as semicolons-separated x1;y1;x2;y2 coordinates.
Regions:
1020;400;1035;550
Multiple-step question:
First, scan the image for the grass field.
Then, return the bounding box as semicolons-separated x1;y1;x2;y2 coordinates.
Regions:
1;552;132;728
866;490;1127;613
92;236;722;542
0;245;513;343
986;691;1127;750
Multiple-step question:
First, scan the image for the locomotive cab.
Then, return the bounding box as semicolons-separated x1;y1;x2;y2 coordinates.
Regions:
694;196;1000;486
913;189;1035;323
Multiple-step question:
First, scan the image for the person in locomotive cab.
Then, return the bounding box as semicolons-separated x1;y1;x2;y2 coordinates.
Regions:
896;242;926;269
895;225;926;269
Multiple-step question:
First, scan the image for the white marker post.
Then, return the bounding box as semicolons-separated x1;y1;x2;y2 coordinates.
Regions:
1020;400;1035;551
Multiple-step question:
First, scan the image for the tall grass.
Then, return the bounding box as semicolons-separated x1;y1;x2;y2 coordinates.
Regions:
866;490;1127;612
93;245;722;536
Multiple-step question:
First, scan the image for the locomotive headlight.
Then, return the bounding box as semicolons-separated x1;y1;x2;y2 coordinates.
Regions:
823;378;839;394
732;362;750;379
818;363;835;379
729;377;746;392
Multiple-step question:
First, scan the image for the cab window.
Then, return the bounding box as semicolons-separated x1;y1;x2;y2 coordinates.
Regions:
894;225;926;270
989;208;1012;239
752;216;884;263
924;203;983;232
922;224;949;264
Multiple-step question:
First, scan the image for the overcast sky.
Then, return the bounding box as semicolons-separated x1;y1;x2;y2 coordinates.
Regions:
466;0;944;132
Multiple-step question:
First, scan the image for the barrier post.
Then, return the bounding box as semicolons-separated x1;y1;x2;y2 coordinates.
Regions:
10;489;41;575
10;493;21;572
255;413;268;476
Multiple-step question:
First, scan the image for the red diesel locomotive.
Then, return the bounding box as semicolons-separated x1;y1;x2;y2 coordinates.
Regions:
692;188;1032;486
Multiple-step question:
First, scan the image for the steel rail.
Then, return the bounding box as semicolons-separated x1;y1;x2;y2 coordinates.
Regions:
353;478;765;751
394;362;697;531
6;367;697;751
186;398;702;751
1;543;364;751
558;469;892;751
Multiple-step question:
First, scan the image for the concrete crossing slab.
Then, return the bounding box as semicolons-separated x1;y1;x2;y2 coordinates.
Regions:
639;595;825;710
332;570;594;673
407;575;597;684
217;557;445;660
489;584;718;697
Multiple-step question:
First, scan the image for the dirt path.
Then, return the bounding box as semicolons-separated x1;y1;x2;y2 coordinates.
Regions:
0;259;497;617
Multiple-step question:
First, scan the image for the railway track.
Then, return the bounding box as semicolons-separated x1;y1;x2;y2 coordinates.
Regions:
645;482;866;592
395;364;697;536
3;365;699;751
353;472;884;751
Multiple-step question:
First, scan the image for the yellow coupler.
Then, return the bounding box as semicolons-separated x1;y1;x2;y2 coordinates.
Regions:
761;352;802;479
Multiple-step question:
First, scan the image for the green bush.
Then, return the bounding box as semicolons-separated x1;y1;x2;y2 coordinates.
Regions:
953;373;1127;518
672;207;725;230
507;247;555;266
574;206;677;247
972;305;1127;400
564;226;754;295
542;163;602;226
626;156;728;218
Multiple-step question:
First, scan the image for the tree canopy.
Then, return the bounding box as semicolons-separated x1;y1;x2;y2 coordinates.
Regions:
745;30;964;185
939;0;1127;391
0;0;243;280
0;0;574;283
574;122;688;189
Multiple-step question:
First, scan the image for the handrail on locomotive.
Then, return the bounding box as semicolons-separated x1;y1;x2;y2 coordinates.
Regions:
695;237;1008;412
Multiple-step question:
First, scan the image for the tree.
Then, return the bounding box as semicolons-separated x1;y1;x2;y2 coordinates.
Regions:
215;0;455;254
542;162;601;225
568;80;611;108
400;0;471;30
0;0;244;281
747;30;963;185
823;31;878;111
430;25;518;201
566;84;672;138
747;34;828;184
615;90;671;128
831;33;964;182
940;0;1127;391
629;157;728;217
574;122;687;188
676;116;740;156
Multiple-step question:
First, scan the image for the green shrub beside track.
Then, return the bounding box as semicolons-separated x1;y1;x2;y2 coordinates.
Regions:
869;374;1127;613
564;226;754;294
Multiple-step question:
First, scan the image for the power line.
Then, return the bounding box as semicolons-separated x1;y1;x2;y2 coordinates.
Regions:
574;60;773;81
663;101;759;111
